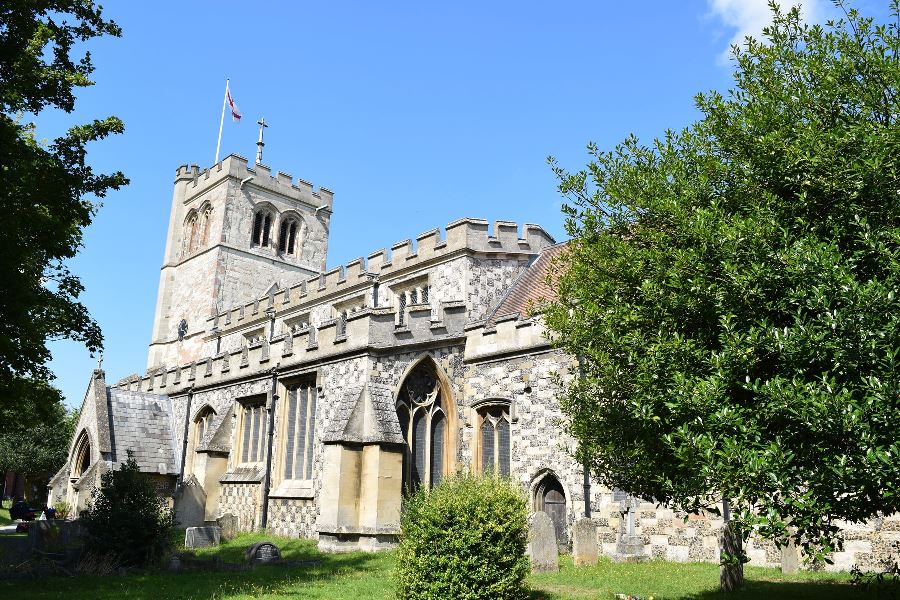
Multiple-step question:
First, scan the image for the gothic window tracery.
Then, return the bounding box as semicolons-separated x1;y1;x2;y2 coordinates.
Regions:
199;204;213;247
194;406;215;448
477;403;511;477
184;210;199;256
396;362;450;492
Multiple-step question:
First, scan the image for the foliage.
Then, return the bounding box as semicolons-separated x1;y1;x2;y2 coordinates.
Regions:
80;452;174;567
0;0;127;414
395;474;530;600
545;0;900;567
53;500;71;520
0;390;78;477
852;541;900;599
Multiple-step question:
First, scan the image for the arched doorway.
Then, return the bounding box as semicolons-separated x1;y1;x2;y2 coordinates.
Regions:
535;473;567;547
395;358;456;494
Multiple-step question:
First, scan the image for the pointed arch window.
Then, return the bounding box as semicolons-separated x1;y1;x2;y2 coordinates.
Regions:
278;218;299;255
199;205;213;247
71;432;91;479
396;362;451;493
252;209;275;248
184;210;199;256
194;406;216;448
477;403;511;477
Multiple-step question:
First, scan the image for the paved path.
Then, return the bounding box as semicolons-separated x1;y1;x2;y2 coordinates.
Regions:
0;524;19;534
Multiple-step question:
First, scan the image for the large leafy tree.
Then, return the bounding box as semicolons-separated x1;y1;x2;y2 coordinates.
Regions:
545;1;900;589
0;2;126;416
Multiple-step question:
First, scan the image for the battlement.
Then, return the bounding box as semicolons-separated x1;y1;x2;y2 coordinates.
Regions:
118;299;469;396
174;154;334;212
204;218;554;333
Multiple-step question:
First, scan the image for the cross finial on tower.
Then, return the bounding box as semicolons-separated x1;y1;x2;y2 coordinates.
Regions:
256;117;268;165
97;352;104;370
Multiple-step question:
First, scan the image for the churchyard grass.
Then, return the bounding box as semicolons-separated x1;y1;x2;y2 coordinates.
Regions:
0;532;871;599
0;501;11;527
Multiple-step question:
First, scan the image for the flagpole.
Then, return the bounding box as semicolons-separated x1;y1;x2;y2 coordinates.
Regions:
215;78;229;164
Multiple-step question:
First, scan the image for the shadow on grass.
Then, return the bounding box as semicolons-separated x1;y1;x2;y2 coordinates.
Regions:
683;579;867;600
0;533;394;600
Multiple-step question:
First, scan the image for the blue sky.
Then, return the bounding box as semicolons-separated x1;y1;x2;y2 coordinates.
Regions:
41;0;892;408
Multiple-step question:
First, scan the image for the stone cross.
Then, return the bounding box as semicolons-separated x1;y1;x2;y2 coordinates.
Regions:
256;117;268;165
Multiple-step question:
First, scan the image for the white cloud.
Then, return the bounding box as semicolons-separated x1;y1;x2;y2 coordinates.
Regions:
707;0;822;61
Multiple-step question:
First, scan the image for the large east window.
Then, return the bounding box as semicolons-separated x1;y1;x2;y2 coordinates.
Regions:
281;381;317;480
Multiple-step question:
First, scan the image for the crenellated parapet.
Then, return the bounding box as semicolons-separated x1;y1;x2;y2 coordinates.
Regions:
116;299;469;396
174;154;333;212
204;218;554;336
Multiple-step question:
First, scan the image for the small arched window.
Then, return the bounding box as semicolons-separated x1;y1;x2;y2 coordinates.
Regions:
194;406;216;448
278;218;299;255
252;210;274;247
477;402;511;477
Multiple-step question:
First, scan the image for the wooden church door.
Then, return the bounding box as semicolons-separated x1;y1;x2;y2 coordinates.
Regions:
537;475;567;548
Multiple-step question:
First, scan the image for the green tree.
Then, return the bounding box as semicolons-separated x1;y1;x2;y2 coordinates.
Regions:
0;386;78;482
0;1;127;413
545;2;900;590
81;452;175;567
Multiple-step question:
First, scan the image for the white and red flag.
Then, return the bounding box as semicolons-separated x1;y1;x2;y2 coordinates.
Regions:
226;86;241;122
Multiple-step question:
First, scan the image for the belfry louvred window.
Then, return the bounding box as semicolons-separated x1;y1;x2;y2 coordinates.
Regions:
396;362;449;493
278;219;299;255
252;212;264;246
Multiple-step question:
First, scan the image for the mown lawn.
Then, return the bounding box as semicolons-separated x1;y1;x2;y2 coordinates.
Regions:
0;532;869;599
0;502;11;527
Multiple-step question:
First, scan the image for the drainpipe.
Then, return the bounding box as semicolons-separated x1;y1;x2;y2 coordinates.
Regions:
576;354;591;518
177;387;195;489
260;366;279;529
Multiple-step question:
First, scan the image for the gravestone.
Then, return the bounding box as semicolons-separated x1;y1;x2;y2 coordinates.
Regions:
174;476;207;528
184;525;221;548
781;538;800;574
246;540;282;565
217;513;239;540
572;518;598;566
527;511;559;573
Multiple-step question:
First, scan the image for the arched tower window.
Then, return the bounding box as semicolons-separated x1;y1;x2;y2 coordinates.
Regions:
278;218;299;255
184;210;199;256
199;204;213;247
252;209;275;248
396;360;454;493
71;432;91;479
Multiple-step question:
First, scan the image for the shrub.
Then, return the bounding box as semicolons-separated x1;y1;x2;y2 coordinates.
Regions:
395;474;530;600
52;500;70;520
80;451;175;567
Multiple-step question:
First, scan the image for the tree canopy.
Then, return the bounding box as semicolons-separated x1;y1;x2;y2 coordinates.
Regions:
0;1;126;416
545;1;900;567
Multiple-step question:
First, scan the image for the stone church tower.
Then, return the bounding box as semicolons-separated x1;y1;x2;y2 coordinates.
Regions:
147;154;333;368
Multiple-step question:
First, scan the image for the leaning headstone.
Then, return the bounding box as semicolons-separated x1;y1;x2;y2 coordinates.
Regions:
217;513;239;540
527;511;559;573
174;476;207;528
184;525;221;548
246;540;282;565
572;518;598;566
781;538;800;574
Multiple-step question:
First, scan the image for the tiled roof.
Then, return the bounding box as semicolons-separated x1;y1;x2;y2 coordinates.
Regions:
485;242;567;326
107;388;178;475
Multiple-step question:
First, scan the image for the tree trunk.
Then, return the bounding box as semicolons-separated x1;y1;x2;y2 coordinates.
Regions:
720;498;744;592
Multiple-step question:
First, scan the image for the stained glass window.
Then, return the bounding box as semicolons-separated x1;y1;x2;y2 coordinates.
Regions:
478;404;511;477
397;362;450;493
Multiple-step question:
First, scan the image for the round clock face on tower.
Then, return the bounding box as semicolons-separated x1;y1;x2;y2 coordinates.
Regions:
178;319;188;341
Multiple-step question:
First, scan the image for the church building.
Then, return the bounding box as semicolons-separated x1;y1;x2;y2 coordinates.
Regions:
48;153;893;569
